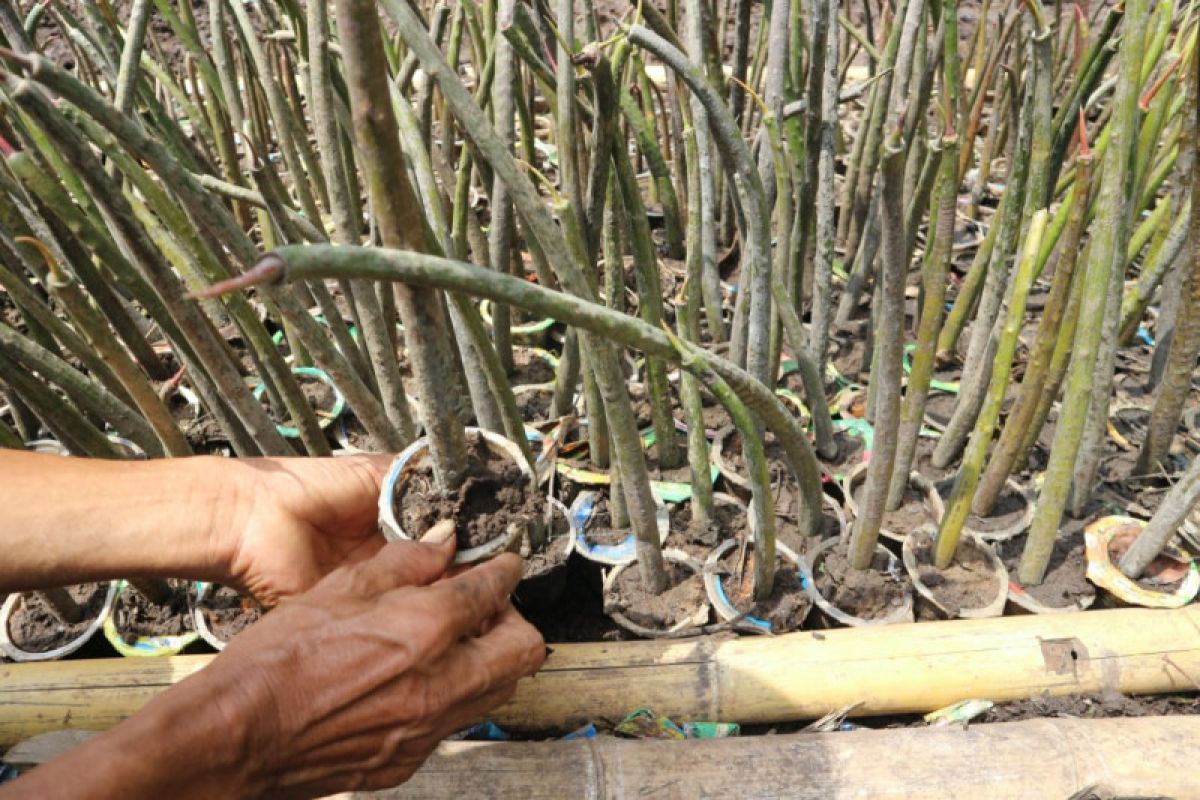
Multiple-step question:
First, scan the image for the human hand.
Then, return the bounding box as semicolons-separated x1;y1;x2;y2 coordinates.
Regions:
1;524;546;800
211;524;544;797
217;454;394;607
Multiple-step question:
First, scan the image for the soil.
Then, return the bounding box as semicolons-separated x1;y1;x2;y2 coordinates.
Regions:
606;561;708;631
521;504;571;580
337;414;386;453
965;485;1028;534
196;585;262;642
260;378;335;426
910;533;1001;616
853;482;935;539
643;434;696;483
817;430;867;478
510;349;556;387
397;432;546;551
113;580;195;643
923;393;958;429
7;584;107;653
515;387;554;423
576;497;635;546
673;401;734;438
719;545;810;633
1107;528;1187;593
998;531;1094;608
668;501;748;555
985;692;1200;724
814;541;911;621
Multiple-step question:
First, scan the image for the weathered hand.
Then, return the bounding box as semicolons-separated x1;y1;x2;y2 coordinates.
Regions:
219;454;394;607
1;525;546;800
211;525;544;797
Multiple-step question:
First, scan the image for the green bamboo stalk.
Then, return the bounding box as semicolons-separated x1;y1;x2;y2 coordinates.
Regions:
806;0;840;375
206;242;826;541
974;142;1094;514
30;237;191;457
847;127;907;571
1067;0;1151;516
666;328;776;600
629;25;771;389
4;73;277;457
1135;57;1199;475
0;318;155;455
336;0;467;488
1020;0;1148;584
935;210;1047;568
887;133;959;510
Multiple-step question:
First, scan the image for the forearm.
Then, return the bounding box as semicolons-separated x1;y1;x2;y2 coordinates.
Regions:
0;451;243;592
1;665;260;800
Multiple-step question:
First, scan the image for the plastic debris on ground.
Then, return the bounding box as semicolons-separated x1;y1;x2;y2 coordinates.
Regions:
0;765;17;784
924;699;994;727
615;708;738;740
560;723;598;740
803;702;865;732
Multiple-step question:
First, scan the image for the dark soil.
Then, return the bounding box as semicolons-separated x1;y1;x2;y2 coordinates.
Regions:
719;545;810;632
643;434;696;483
998;531;1094;608
911;533;1001;616
337;414;386;453
113;580;195;643
510;348;556;386
606;561;707;631
515;387;553;422
853;482;935;539
913;435;956;483
814;541;911;621
196;585;262;642
985;692;1200;724
260;377;335;426
965;484;1028;533
397;432;546;551
1107;526;1188;593
521;504;571;580
668;501;748;555
818;435;865;482
923;393;958;429
7;584;107;653
576;497;632;546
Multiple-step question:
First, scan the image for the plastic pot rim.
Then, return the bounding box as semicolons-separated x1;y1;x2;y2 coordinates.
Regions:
703;538;809;632
602;548;711;638
799;535;914;627
901;530;1009;620
102;580;201;658
0;582;118;662
378;427;538;565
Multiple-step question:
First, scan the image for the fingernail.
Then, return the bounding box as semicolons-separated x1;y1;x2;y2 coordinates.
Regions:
421;520;456;545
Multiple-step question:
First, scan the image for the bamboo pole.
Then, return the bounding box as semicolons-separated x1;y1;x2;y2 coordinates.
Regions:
351;716;1200;799
4;605;1200;747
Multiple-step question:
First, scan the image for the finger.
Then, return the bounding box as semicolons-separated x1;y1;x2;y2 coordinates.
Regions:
394;554;523;646
340;530;456;596
443;604;547;696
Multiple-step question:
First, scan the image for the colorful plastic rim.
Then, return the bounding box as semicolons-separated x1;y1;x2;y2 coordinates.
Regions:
251;366;346;438
902;343;960;394
703;538;809;632
479;299;555;338
1083;515;1200;609
102;580;201;657
570;489;670;566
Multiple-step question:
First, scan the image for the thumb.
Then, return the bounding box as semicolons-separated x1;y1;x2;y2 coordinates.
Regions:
346;521;457;595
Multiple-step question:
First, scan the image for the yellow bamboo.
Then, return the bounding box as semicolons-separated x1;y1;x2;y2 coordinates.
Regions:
340;716;1200;799
2;606;1199;746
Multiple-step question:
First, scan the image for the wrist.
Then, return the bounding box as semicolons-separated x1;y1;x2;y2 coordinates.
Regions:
7;664;263;800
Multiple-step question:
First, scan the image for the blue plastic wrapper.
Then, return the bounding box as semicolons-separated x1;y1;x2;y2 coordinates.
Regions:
560;723;598;740
461;720;511;741
0;765;18;784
